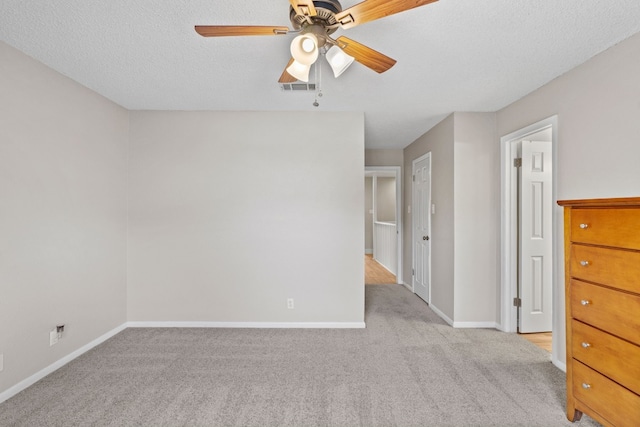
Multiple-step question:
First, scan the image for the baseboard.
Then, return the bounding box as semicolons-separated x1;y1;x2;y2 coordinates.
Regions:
0;323;127;405
428;304;453;326
416;301;498;329
494;322;507;332
127;321;367;329
0;320;367;403
552;357;566;373
452;321;498;329
365;249;373;255
402;282;412;291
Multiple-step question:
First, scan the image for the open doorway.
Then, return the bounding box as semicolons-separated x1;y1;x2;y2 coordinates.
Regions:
500;116;559;362
364;167;402;285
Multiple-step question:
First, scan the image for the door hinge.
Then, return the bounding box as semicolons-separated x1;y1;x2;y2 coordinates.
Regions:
412;174;416;182
412;268;415;276
513;297;522;307
513;158;522;167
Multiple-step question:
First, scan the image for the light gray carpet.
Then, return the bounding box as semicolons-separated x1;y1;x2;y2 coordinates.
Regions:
1;285;600;426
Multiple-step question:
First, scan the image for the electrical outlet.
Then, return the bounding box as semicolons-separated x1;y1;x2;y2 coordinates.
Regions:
287;298;294;309
0;353;4;372
49;330;58;346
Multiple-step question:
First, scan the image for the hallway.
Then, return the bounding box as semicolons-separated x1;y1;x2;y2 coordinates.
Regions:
364;254;396;284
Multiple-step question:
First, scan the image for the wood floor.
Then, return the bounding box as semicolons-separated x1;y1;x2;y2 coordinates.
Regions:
519;332;552;352
365;254;396;284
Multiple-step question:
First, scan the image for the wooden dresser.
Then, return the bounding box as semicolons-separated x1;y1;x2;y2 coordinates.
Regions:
558;198;640;426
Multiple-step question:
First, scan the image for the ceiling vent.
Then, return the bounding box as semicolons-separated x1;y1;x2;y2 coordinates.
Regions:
280;82;317;91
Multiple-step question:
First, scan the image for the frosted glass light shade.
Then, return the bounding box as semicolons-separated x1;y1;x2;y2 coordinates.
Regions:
290;34;319;65
326;46;355;78
286;60;312;82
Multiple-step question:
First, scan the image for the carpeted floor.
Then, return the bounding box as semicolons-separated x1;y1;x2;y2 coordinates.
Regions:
0;285;600;426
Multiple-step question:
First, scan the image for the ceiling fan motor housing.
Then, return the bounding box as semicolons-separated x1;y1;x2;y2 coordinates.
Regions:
289;0;342;35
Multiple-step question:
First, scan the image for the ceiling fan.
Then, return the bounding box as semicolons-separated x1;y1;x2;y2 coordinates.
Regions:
195;0;438;83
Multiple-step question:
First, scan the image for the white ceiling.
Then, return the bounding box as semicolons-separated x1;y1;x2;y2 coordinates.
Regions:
2;0;640;149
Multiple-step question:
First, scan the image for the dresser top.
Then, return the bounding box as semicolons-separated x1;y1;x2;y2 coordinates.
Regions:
558;197;640;208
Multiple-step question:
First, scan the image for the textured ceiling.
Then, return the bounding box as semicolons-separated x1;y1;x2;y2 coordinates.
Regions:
2;0;640;149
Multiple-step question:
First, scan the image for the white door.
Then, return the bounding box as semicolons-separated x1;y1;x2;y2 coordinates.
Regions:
413;154;431;303
518;140;553;332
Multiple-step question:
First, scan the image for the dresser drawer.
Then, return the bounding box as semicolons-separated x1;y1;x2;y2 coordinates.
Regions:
573;361;640;427
571;244;640;293
571;208;640;250
571;280;640;345
572;320;640;395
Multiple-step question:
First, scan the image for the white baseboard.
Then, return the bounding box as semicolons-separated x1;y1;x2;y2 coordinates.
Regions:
407;297;499;330
428;304;454;326
452;321;498;329
552;357;566;372
365;249;373;254
127;321;366;329
0;320;366;404
494;322;507;332
0;323;127;405
402;282;413;291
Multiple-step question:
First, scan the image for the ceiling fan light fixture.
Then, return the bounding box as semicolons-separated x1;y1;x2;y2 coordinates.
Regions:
290;33;319;65
325;45;355;78
286;60;312;82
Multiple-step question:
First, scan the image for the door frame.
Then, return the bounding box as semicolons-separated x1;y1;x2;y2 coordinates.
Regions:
411;152;432;303
500;116;561;361
365;166;403;284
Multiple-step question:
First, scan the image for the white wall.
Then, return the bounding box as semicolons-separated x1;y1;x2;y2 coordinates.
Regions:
497;31;640;365
127;111;365;324
404;115;455;320
453;113;499;325
0;42;128;395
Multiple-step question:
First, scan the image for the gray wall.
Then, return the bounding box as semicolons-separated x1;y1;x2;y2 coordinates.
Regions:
453;113;499;324
376;177;396;222
0;42;365;397
364;177;373;253
0;42;128;394
127;111;365;323
403;113;498;325
497;31;640;365
498;32;640;200
403;115;455;320
400;31;640;361
3;26;639;396
365;149;403;167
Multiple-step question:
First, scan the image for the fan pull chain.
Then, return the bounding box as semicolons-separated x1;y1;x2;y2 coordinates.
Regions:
313;59;322;107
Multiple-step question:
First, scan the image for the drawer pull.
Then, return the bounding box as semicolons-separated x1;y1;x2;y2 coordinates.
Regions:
579;260;590;266
580;299;591;306
582;383;591;390
579;223;589;229
581;342;591;349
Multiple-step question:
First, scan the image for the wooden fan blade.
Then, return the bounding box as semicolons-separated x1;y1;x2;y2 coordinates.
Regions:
335;0;438;30
289;0;317;17
336;36;397;73
195;25;290;37
278;58;298;83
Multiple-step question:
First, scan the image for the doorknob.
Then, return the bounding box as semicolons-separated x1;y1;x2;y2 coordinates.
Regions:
423;236;429;241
